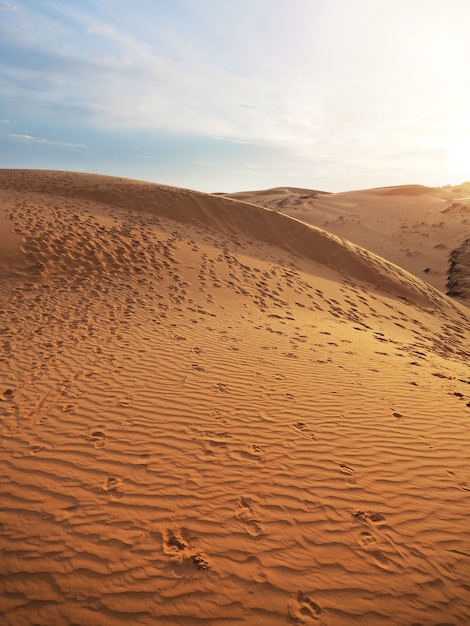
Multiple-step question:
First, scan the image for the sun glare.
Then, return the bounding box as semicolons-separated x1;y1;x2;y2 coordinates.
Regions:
446;137;470;182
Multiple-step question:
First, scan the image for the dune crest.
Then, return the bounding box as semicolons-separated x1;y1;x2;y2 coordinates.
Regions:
222;182;470;303
1;170;470;625
0;169;459;310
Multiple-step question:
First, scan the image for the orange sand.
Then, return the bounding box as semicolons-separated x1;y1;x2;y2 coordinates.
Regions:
223;183;470;302
1;169;469;625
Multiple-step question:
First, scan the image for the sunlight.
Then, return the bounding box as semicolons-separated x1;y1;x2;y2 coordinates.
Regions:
446;137;470;182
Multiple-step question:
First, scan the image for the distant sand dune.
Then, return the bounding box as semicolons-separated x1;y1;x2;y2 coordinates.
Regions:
222;182;470;304
1;170;470;625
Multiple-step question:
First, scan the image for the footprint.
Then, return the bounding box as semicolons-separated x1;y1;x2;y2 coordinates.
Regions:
191;363;206;372
246;555;267;583
102;476;123;499
162;530;210;572
230;444;266;464
288;591;322;623
87;430;106;449
370;549;391;570
29;445;44;455
190;552;210;570
293;422;316;441
352;510;386;526
339;463;356;485
358;530;377;548
201;436;229;459
236;496;263;537
0;388;13;402
162;529;188;555
250;443;266;461
210;409;229;424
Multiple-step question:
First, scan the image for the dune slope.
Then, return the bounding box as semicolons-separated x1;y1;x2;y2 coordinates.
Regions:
223;183;470;302
0;170;463;310
1;170;470;626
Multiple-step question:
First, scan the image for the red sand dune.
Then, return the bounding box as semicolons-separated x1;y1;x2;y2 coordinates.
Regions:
1;170;470;625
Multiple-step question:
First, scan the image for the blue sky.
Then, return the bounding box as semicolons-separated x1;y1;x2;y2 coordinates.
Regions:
1;0;470;192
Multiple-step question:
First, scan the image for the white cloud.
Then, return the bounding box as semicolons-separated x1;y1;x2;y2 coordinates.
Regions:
134;154;161;161
2;132;87;148
3;0;470;189
86;24;115;36
73;27;327;153
0;2;21;10
191;161;219;167
0;4;325;149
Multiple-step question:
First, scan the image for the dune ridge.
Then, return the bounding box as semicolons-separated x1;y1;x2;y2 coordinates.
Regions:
222;182;470;303
0;169;461;311
1;170;470;625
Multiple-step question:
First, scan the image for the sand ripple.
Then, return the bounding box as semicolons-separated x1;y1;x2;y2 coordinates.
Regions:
1;170;470;625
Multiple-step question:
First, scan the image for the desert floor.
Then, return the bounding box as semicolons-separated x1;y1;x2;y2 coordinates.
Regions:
1;170;470;625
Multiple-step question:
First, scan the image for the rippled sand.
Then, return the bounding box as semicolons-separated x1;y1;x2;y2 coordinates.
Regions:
1;170;469;625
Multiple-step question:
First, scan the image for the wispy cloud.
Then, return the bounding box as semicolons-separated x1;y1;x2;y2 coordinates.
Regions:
86;24;115;36
0;2;21;10
1;132;87;148
0;2;326;148
134;154;161;161
2;0;470;189
191;160;219;167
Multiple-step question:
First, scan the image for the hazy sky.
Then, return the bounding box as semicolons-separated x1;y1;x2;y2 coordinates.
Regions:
2;0;470;192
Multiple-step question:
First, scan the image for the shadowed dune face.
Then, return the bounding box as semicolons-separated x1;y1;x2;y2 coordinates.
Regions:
222;183;470;304
0;169;461;310
1;170;470;626
447;237;470;300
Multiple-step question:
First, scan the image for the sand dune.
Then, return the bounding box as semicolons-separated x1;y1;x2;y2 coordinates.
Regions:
0;170;461;309
1;169;470;625
223;183;470;303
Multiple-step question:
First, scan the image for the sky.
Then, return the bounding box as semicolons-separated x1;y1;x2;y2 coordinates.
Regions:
2;0;470;193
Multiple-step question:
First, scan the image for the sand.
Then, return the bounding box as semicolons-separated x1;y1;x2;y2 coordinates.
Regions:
1;169;469;625
222;184;470;303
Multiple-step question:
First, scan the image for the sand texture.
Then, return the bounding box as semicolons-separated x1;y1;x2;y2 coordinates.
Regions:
222;184;470;303
1;169;470;625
